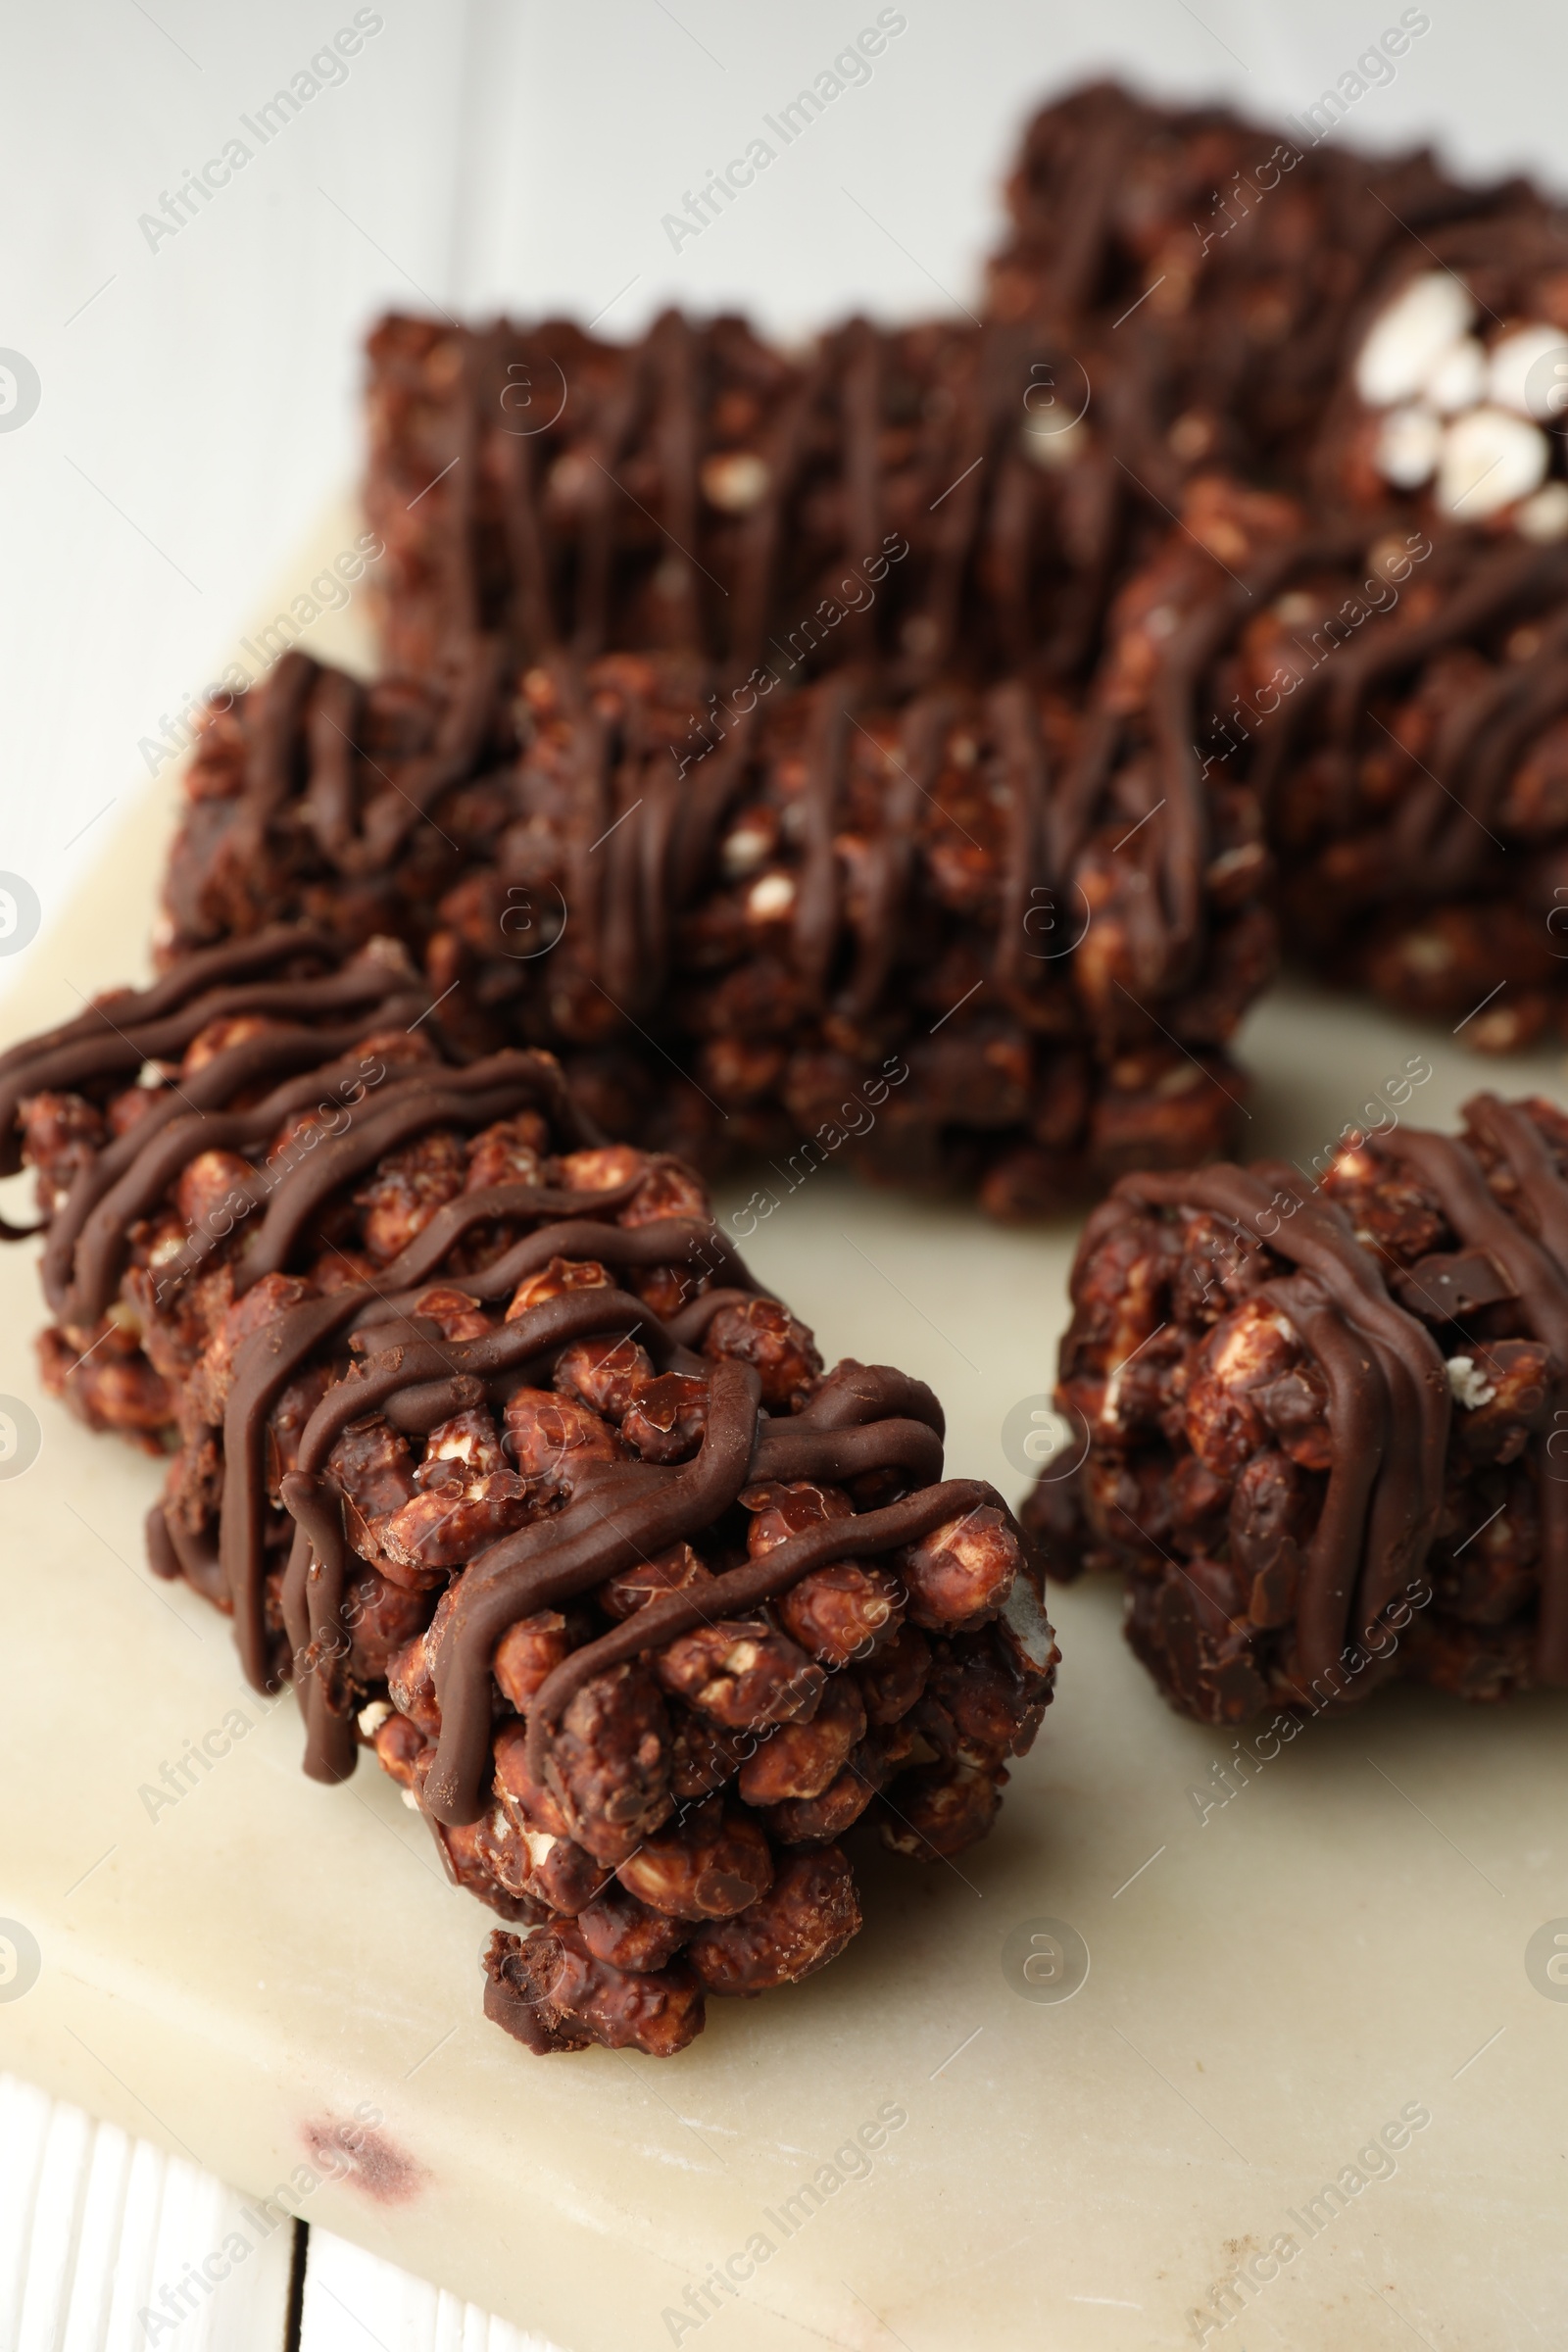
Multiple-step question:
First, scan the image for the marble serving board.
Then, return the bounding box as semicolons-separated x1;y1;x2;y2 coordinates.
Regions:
2;525;1566;2352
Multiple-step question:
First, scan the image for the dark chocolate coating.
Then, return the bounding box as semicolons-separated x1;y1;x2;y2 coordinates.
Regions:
1118;1160;1449;1678
158;1059;591;1686
1031;1093;1568;1719
157;638;1265;1218
1250;533;1568;1047
160;644;513;957
0;925;388;1180
453;652;1266;1208
364;307;1134;690
1;930;442;1404
988;79;1545;492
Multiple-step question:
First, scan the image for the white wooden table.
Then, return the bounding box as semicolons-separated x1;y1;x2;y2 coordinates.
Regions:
0;2073;563;2352
6;12;1568;2347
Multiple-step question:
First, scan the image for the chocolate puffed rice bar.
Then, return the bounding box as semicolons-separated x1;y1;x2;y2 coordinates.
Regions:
1024;1093;1568;1722
2;941;1055;2053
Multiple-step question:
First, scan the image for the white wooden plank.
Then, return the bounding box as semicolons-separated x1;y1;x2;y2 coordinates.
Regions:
101;2136;168;2352
0;2073;565;2352
0;2074;294;2352
301;2230;567;2352
59;2123;131;2352
16;2102;92;2352
0;2077;54;2348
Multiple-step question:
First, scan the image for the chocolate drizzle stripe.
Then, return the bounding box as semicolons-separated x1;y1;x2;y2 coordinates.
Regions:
444;333;484;646
298;631;509;875
0;919;342;1083
491;387;556;657
1043;110;1130;318
654;312;703;651
221;1289;368;1688
775;1359;945;1442
1351;599;1568;897
989;680;1050;1005
423;1357;762;1823
383;1374;490;1436
160;1507;228;1611
294;1340;473;1479
500;326;566;654
0;938;392;1179
369;634;505;867
663;1287;760;1347
61;1047;572;1325
1260;1275;1386;1686
603;755;655;1009
296;1289;686;1483
668;706;760;906
301;668;365;865
913;366;990;688
748;1412;944;1491
277;1341;477;1739
1377;1130;1568;1361
762;667;1069;1028
1118;1162;1449;1655
581;358;649;656
1388;1111;1568;1684
250;652;318;822
1050;704;1119;886
1136;532;1361;989
416;1356;954;1823
355;1212;752;1330
344;1287;692;1393
841;694;950;1024
1425;620;1568;884
840;320;883;662
1235;525;1466;816
66;1104;279;1325
523;1474;999;1790
566;668;614;984
1;957;403;1092
354;1173;644;1295
794;678;856;1004
1148;648;1207;987
1465;1096;1568;1274
273;1279;715;1750
1254;1162;1438;1639
1252;535;1568;899
60;1040;502;1326
727;360;822;675
277;1474;356;1784
1325;539;1568;746
48;1020;428;1318
229;1072;568;1297
145;1501;181;1581
636;763;684;1004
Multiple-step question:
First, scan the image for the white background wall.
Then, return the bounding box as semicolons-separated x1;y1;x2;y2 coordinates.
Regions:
3;0;1565;982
